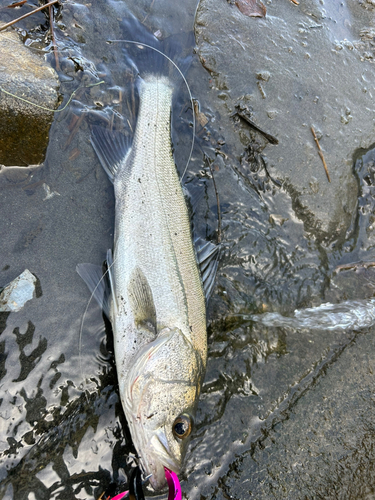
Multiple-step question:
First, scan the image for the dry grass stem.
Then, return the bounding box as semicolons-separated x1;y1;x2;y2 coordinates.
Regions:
311;126;331;183
0;0;58;31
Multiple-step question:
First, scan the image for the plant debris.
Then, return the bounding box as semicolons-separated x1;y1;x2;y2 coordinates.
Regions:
235;0;266;18
311;126;331;183
7;0;27;8
232;103;278;145
0;0;59;31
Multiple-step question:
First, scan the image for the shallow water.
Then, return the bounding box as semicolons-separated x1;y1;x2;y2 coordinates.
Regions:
1;0;375;499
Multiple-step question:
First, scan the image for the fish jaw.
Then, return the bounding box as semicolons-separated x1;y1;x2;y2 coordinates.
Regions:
121;328;204;491
126;415;179;490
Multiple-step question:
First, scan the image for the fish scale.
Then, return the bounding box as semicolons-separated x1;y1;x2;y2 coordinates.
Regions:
113;76;206;372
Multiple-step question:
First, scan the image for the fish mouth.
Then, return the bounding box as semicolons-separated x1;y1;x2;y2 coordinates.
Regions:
150;432;180;472
128;416;180;491
141;433;180;491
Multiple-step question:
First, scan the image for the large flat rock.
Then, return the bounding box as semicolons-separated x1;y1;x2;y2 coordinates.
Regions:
195;0;375;242
0;31;60;166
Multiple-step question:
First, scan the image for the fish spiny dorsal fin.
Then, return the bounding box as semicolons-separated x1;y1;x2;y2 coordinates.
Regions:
194;237;220;301
127;266;157;334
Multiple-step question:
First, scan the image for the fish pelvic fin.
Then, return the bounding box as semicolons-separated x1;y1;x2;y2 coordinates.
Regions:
127;266;157;334
90;126;131;183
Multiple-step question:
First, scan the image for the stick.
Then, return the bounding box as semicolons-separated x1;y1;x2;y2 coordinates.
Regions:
311;126;331;182
48;3;60;70
335;261;375;271
0;0;59;31
234;107;279;145
205;154;222;244
290;0;299;4
7;0;27;8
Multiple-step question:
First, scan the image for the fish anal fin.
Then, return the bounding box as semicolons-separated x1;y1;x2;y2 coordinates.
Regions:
127;266;157;334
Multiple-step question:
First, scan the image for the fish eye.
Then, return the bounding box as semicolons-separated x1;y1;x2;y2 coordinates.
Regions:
172;414;192;439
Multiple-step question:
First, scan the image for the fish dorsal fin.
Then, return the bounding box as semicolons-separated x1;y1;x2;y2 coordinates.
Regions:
127;266;157;333
76;262;112;318
91;126;131;183
195;237;220;301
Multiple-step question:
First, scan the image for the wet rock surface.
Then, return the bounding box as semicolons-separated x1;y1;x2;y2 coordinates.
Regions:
223;328;375;500
195;0;375;243
0;31;60;166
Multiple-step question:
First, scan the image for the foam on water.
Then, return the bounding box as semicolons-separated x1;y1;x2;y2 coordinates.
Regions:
251;299;375;332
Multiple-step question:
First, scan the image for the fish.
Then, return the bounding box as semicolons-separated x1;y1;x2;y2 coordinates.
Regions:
77;28;219;491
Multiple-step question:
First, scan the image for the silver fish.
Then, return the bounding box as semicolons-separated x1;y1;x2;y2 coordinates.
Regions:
78;69;219;490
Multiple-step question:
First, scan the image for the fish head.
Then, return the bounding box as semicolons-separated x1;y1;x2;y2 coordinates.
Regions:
122;327;204;491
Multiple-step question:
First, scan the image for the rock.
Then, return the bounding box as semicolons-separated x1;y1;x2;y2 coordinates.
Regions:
0;31;60;166
0;269;37;312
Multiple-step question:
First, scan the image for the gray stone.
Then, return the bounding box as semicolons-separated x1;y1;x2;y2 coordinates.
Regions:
0;31;60;166
0;269;37;312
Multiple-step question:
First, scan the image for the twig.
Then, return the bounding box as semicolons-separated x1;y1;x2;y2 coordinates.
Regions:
48;3;60;70
7;0;27;8
233;107;279;145
97;492;110;500
335;261;375;272
290;0;299;4
0;0;58;31
311;126;331;182
205;154;222;244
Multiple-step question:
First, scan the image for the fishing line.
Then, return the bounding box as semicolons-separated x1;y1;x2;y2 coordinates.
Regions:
108;39;196;182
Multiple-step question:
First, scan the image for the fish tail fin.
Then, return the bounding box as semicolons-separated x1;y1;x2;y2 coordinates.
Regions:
93;14;195;182
118;14;194;87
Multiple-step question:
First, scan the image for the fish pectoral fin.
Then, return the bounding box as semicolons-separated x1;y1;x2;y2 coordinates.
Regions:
127;266;157;334
91;126;131;183
194;237;221;301
76;262;112;318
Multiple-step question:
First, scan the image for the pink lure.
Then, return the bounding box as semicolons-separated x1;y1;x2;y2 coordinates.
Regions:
109;468;181;500
164;468;182;500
